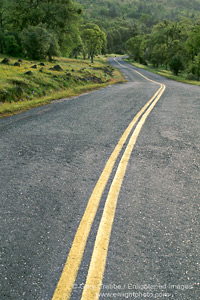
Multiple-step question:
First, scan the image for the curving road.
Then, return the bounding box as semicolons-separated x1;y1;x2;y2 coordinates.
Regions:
0;58;199;300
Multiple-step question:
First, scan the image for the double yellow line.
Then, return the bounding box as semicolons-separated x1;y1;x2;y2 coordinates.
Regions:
52;59;166;300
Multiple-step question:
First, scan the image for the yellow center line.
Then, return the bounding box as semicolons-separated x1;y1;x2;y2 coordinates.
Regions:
81;84;166;300
51;58;165;300
114;57;161;85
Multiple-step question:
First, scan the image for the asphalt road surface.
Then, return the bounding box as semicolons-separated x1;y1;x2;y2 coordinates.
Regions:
0;58;199;300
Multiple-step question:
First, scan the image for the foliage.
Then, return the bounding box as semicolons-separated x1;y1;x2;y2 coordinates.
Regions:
126;35;144;63
194;53;200;80
77;0;200;22
0;29;5;53
76;0;200;53
21;25;59;60
169;55;185;75
4;35;20;56
126;19;200;80
0;0;83;58
6;0;82;31
81;24;107;62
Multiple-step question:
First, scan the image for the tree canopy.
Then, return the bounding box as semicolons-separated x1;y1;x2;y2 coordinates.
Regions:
126;19;200;79
81;24;106;62
0;0;108;62
76;0;200;54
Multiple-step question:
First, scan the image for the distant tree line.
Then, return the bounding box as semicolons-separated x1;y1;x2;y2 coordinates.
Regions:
0;0;106;62
76;0;200;56
126;19;200;80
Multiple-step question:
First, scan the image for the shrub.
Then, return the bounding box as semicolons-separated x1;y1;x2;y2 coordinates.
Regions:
21;25;60;60
0;30;5;53
187;63;196;75
0;89;13;102
5;35;20;56
186;73;198;81
47;35;60;61
169;55;184;76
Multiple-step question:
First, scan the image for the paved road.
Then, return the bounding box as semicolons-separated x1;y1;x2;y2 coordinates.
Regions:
0;58;199;300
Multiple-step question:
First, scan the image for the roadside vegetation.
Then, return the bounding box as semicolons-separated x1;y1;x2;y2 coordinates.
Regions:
126;60;200;87
125;19;200;82
0;55;125;117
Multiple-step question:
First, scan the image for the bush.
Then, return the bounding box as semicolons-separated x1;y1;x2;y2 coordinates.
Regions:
47;35;60;61
21;25;60;60
0;89;13;103
187;55;200;81
169;55;184;76
5;35;20;56
187;63;196;75
0;30;5;53
186;73;198;81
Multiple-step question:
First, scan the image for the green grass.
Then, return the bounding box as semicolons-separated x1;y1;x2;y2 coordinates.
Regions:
105;54;123;58
125;60;200;86
0;55;125;118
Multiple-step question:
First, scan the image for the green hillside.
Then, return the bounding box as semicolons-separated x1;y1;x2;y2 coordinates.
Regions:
77;0;200;53
77;0;200;22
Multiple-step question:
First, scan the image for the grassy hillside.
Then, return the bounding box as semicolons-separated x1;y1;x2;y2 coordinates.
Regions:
0;55;125;117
